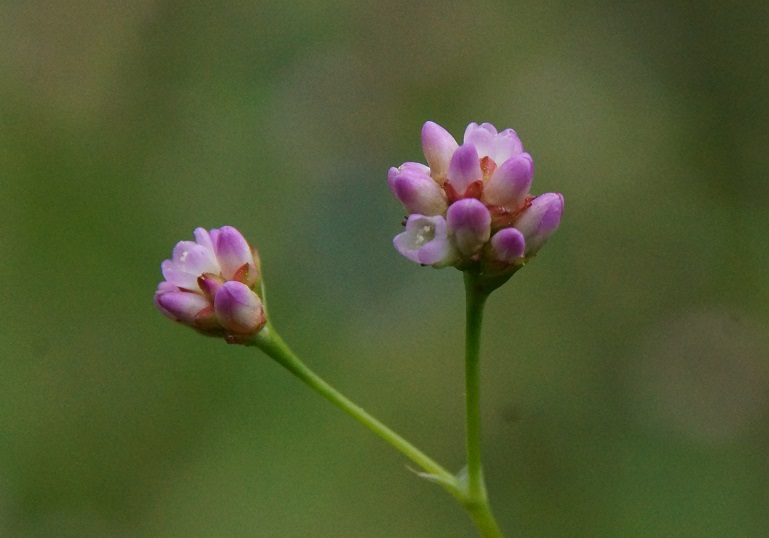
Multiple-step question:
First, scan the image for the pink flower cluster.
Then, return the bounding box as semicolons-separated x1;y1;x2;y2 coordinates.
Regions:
389;121;563;272
154;226;266;340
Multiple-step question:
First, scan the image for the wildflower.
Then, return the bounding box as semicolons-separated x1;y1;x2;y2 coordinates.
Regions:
390;121;563;276
155;226;266;341
393;214;458;267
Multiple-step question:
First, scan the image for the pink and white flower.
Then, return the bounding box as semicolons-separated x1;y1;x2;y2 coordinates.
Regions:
393;215;458;267
390;121;563;274
155;226;266;340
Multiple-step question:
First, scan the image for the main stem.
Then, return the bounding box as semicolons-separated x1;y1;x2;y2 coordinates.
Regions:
462;270;505;537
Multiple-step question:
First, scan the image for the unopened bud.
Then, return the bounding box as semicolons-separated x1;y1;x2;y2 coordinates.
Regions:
514;193;564;256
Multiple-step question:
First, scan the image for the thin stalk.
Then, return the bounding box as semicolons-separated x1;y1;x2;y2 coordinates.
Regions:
251;324;460;498
462;270;505;537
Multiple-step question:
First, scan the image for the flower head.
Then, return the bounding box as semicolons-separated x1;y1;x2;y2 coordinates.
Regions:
390;121;563;279
155;226;266;342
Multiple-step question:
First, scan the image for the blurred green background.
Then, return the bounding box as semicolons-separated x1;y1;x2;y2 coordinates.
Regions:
2;1;768;536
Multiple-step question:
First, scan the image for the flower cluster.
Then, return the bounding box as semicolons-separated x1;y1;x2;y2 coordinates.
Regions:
389;121;563;276
154;226;266;341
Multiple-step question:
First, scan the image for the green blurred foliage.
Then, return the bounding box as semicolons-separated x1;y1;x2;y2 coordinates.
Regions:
1;1;768;536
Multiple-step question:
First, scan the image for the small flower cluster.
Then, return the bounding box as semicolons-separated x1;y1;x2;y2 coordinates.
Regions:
389;121;563;276
154;226;266;341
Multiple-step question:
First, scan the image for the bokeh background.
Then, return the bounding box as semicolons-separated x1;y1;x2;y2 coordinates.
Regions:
2;1;768;536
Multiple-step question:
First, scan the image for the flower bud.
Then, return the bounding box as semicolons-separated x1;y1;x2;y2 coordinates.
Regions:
214;281;266;334
446;199;491;256
154;282;215;326
482;153;533;211
514;193;564;255
212;226;260;286
388;166;448;216
488;227;526;263
447;144;483;196
421;121;458;184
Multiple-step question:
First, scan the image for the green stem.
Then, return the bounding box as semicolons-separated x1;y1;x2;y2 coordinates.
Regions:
250;324;460;498
250;274;506;537
467;502;506;538
462;270;505;538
